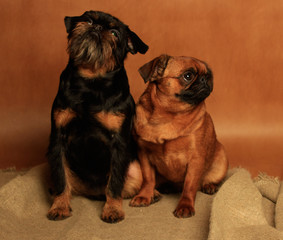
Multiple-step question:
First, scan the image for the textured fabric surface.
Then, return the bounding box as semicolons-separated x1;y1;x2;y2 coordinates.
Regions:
0;164;282;240
208;169;283;239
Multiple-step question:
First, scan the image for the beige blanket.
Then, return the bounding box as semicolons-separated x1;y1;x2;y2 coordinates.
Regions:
0;164;282;240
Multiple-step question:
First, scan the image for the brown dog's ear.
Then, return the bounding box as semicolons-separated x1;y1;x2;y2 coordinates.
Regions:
138;55;170;83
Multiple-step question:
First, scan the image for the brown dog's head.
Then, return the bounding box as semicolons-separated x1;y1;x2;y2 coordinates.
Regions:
64;11;148;73
139;55;213;105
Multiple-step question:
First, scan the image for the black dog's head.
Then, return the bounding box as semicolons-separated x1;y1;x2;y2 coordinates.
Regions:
138;55;213;106
64;11;148;74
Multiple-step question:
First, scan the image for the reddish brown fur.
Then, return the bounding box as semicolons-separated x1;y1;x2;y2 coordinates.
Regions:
130;56;228;218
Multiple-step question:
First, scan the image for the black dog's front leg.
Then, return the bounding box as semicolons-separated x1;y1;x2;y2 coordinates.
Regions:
101;135;130;223
46;126;72;220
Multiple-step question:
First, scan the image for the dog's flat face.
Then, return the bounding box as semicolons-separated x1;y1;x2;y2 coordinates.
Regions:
139;55;213;106
64;11;148;72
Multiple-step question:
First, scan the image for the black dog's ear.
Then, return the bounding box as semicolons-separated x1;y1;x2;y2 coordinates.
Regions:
64;16;81;34
138;54;171;83
127;28;149;55
64;16;73;34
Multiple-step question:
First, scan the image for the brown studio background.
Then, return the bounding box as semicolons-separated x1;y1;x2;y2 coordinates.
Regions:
0;0;282;178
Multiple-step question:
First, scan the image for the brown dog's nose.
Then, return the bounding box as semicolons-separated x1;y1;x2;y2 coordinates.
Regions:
200;76;207;84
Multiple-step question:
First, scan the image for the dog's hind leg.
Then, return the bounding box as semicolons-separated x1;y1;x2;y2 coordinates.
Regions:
201;142;228;195
122;160;143;199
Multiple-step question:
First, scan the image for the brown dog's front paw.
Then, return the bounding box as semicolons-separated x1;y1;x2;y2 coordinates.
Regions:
173;203;195;218
129;190;162;207
47;206;72;221
173;206;195;218
129;195;152;207
101;205;125;223
201;183;219;195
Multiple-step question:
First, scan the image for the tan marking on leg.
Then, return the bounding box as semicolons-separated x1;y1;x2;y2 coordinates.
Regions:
47;159;72;220
101;195;125;223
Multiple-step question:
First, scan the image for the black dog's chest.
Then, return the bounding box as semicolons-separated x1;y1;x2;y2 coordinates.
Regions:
58;67;130;113
52;68;135;185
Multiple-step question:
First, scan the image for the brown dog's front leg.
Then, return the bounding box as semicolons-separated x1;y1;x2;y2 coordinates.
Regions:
173;161;203;218
129;152;161;207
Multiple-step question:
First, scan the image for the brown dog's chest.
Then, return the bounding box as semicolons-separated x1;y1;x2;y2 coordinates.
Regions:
135;102;217;183
139;137;193;182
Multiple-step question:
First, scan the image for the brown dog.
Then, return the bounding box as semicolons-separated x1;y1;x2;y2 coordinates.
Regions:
130;55;228;218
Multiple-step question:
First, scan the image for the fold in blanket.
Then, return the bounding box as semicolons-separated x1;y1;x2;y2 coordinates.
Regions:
0;164;282;240
208;169;283;239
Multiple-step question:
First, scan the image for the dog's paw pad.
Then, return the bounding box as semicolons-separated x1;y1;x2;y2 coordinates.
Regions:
201;183;219;195
47;206;72;221
173;205;195;218
101;206;125;223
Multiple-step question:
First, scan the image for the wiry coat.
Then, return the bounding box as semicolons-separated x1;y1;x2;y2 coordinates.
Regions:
47;11;148;223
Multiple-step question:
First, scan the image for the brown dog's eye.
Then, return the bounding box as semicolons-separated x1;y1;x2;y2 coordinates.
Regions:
183;71;194;82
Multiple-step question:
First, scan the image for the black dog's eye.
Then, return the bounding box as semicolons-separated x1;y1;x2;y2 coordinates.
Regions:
183;71;194;82
110;29;120;39
87;19;93;25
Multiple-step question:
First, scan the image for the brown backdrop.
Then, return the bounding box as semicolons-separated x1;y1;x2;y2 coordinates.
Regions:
0;0;282;178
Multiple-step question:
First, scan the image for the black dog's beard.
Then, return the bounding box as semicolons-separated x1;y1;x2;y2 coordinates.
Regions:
68;28;118;71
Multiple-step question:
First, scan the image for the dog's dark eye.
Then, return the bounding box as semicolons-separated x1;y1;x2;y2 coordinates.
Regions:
183;71;194;82
87;19;93;25
110;29;120;39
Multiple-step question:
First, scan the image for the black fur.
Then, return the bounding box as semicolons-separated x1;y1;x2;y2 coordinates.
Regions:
47;11;148;201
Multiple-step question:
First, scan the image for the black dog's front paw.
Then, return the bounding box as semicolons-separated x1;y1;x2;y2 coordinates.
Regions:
101;204;125;223
47;206;72;221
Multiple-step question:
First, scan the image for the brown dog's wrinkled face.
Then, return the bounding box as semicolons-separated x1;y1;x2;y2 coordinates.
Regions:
64;11;148;73
139;55;213;105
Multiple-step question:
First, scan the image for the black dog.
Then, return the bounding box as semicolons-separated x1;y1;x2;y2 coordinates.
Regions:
47;10;148;223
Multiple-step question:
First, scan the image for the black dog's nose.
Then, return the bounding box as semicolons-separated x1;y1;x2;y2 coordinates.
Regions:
93;24;103;31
